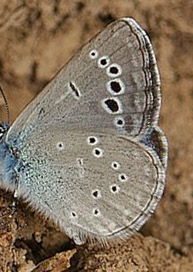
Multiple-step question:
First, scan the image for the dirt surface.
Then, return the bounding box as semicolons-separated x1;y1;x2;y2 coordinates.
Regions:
0;0;192;271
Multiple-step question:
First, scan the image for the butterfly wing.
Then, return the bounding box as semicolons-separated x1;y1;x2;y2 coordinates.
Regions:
12;129;165;244
7;18;160;141
3;18;167;244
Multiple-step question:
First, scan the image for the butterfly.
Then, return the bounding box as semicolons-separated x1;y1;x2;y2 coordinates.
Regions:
0;17;168;245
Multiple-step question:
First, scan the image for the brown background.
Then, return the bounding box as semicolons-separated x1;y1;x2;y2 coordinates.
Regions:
0;0;192;271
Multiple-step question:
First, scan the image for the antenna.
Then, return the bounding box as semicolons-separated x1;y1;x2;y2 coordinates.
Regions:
0;83;10;125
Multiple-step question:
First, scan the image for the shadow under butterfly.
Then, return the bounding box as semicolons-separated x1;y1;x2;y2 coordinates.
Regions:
0;17;168;245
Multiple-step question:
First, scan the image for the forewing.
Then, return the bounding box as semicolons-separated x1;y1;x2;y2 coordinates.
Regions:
7;18;160;141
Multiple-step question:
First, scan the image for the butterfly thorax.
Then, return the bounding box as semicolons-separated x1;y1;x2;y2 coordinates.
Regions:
0;123;22;192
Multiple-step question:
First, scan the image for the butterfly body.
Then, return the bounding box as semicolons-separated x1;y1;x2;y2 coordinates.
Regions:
0;18;168;244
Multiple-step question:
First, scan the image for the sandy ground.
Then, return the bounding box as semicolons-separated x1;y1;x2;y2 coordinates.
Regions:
0;0;192;271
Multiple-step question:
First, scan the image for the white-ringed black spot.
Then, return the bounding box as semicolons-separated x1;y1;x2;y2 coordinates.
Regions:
111;161;120;170
105;99;118;112
92;189;102;199
93;208;101;216
56;141;64;150
102;97;123;114
118;173;128;182
98;56;110;68
106;78;125;95
110;184;120;194
92;147;103;158
87;136;98;145
106;63;122;77
70;211;78;218
117;119;123;125
114;116;125;127
89;49;98;59
111;81;121;92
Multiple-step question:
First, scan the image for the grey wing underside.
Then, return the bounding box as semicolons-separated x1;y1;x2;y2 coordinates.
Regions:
7;18;161;142
5;18;167;244
14;130;166;245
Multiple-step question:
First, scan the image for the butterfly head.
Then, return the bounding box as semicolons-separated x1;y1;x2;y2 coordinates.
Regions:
0;123;19;192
